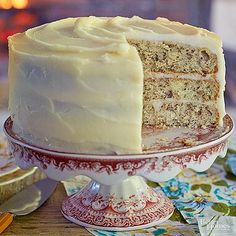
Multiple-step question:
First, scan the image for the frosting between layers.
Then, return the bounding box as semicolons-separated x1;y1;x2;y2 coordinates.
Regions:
8;16;226;153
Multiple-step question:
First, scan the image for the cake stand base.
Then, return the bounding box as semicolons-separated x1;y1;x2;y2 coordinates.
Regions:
61;176;174;231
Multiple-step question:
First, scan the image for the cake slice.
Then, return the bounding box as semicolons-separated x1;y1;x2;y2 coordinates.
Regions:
125;17;225;129
129;36;222;128
8;16;225;154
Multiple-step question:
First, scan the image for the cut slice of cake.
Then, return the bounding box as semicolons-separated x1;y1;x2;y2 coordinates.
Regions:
8;16;225;154
125;17;225;129
129;38;222;128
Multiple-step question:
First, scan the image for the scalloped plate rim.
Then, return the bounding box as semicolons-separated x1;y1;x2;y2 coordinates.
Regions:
3;114;234;160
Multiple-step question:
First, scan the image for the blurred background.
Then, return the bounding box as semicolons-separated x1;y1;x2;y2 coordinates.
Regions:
0;0;236;107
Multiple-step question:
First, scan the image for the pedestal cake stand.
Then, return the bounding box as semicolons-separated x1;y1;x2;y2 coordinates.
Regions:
3;115;234;231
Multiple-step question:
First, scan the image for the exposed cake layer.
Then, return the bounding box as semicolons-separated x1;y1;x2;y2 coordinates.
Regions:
143;75;221;127
144;78;220;102
143;75;222;127
143;100;219;128
145;71;216;81
127;37;224;127
128;40;218;75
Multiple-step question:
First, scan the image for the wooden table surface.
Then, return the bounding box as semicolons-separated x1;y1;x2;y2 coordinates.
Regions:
2;183;90;236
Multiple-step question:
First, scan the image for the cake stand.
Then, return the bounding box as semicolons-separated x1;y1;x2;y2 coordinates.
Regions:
3;115;234;231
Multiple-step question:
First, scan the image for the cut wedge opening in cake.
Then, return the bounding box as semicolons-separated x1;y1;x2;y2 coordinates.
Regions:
128;39;221;128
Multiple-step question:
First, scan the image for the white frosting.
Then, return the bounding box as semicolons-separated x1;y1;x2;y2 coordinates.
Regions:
8;16;225;153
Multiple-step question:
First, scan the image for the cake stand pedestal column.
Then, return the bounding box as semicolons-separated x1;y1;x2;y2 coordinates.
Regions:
61;176;174;231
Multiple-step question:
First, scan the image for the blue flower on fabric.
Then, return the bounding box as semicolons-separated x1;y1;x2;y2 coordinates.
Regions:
174;193;213;212
214;185;236;205
162;178;190;198
152;228;166;235
186;195;214;209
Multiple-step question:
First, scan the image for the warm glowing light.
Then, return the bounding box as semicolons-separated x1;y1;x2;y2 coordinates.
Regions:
0;0;13;9
12;0;28;9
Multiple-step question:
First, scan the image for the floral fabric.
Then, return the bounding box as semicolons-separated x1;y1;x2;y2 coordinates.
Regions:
159;159;236;224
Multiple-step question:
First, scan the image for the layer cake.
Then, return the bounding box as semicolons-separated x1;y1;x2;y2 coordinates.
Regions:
8;16;226;154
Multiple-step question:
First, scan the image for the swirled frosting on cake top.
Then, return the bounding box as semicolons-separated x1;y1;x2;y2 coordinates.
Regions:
10;16;222;55
8;16;225;154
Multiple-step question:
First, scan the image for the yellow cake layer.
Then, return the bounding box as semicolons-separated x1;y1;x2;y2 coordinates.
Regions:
144;77;220;102
143;100;219;128
128;40;218;75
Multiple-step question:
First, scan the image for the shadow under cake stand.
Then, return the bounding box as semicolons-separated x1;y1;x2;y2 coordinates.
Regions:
3;115;234;231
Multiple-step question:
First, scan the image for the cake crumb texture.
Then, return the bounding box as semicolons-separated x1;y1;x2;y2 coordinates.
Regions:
144;78;220;102
128;40;218;75
143;101;219;128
